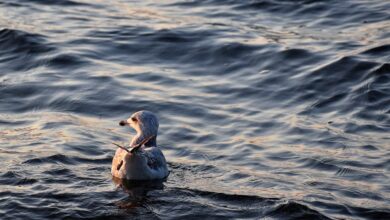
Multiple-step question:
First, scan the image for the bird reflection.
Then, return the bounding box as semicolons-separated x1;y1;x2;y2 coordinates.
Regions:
112;176;166;207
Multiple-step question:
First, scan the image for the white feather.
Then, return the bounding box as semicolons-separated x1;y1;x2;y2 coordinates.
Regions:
111;111;169;180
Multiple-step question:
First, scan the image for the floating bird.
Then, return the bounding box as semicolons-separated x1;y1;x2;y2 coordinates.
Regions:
112;111;169;180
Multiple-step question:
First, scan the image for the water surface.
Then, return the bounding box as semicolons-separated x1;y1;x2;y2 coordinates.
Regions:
0;0;389;219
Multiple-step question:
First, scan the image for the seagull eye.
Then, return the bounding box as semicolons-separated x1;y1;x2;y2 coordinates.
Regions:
131;117;137;122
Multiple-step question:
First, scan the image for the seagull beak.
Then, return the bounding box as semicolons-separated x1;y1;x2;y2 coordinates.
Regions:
119;120;128;126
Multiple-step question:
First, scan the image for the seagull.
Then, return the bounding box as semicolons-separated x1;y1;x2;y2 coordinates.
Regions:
111;111;169;180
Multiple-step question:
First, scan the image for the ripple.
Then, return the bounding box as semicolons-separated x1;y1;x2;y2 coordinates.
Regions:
23;154;76;165
0;171;38;186
362;44;390;56
0;28;52;54
18;0;90;7
0;28;54;72
46;53;89;68
266;201;332;220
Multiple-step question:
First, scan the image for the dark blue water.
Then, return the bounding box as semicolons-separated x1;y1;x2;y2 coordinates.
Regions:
0;0;389;219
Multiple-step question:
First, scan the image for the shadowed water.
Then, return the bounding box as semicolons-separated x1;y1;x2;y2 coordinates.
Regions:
0;0;389;219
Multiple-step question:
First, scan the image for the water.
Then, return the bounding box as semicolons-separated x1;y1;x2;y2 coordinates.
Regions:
0;0;389;219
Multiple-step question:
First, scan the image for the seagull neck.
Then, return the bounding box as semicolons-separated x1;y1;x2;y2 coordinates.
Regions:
131;134;157;148
145;136;157;147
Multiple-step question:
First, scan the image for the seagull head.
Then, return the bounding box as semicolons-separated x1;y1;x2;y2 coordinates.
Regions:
119;110;159;147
